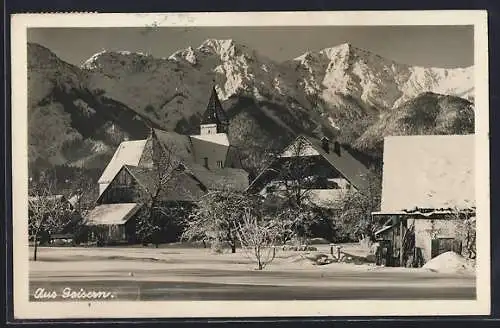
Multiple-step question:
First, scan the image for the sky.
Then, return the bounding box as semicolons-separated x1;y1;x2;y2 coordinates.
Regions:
27;25;474;68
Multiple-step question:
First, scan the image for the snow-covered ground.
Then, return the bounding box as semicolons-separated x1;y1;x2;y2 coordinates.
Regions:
29;246;476;301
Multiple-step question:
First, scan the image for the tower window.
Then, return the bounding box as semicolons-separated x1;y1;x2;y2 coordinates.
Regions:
216;160;223;168
204;157;209;168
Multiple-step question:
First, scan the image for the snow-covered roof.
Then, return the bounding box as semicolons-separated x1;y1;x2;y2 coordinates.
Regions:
191;133;229;146
85;203;141;225
381;134;475;212
98;139;147;184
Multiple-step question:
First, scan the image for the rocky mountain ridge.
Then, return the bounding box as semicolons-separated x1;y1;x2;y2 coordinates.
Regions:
27;39;475;175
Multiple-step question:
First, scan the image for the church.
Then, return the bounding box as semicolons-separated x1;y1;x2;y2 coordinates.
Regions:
85;86;249;244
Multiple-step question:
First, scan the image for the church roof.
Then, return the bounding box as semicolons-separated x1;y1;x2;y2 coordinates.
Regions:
200;86;229;125
108;164;248;203
125;165;207;202
191;133;230;146
152;128;194;163
153;128;243;170
186;163;249;192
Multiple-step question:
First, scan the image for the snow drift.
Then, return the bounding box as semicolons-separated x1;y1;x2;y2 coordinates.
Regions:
423;251;475;274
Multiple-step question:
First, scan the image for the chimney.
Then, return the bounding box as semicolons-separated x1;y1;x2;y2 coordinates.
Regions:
334;141;341;155
321;137;330;153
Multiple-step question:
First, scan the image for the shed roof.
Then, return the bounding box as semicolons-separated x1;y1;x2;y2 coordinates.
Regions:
380;134;475;212
85;203;141;226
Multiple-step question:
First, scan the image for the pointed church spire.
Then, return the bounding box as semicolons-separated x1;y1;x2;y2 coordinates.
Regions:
200;82;229;134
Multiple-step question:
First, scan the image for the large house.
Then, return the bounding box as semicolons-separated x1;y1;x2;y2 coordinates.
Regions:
372;135;475;267
86;87;249;244
247;134;371;207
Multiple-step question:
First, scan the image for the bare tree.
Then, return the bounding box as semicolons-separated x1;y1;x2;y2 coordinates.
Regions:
28;175;73;261
66;170;100;244
68;169;99;216
267;200;319;246
257;137;330;244
271;137;318;207
135;138;190;247
236;208;282;270
182;189;256;253
333;166;382;242
237;143;283;181
453;207;476;260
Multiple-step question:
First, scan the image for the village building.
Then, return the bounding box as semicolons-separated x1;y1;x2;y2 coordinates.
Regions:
86;87;249;244
246;134;371;208
372;134;475;267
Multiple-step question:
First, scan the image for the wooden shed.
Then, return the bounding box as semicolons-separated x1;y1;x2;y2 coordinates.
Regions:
372;135;475;266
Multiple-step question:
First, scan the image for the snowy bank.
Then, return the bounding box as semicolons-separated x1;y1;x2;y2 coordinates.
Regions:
423;251;475;274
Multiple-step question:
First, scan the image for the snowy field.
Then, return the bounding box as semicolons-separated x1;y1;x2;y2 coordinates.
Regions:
29;245;476;301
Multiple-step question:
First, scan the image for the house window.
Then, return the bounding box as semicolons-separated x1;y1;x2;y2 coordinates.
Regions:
216;160;223;168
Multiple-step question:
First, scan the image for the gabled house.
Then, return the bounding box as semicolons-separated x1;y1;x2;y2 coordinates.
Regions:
372;134;475;267
86;87;249;244
97;139;148;195
247;134;371;207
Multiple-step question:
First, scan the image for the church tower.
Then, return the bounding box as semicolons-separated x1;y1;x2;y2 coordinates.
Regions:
200;85;229;135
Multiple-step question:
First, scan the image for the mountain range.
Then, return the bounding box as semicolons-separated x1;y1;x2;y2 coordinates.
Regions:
27;39;475;178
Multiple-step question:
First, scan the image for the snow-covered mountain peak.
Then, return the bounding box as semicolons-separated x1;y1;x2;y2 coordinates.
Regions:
168;46;197;65
319;43;354;59
27;42;476;170
198;38;236;52
294;51;319;64
74;39;473;115
195;38;257;62
81;50;110;70
80;50;153;71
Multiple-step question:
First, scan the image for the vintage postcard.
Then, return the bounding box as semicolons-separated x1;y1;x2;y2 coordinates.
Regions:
10;11;490;319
